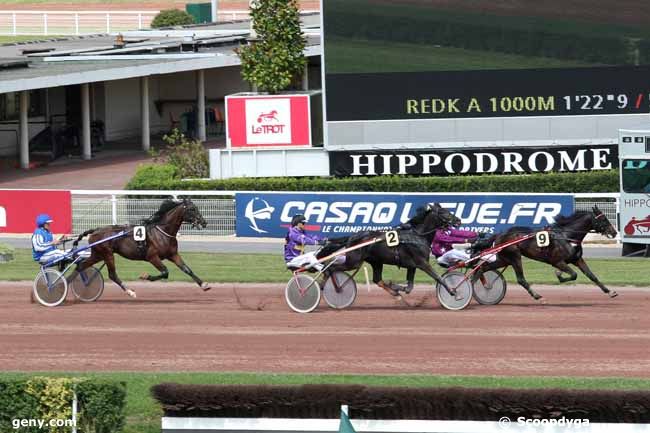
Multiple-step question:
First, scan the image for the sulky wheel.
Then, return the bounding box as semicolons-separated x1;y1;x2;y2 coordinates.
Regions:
322;271;357;309
285;274;321;313
472;269;507;305
33;268;68;307
70;266;105;302
436;271;472;310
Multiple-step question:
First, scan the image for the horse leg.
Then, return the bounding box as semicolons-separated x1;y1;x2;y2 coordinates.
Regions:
369;261;400;297
169;253;211;291
574;257;617;298
552;261;578;283
139;255;169;282
105;253;136;298
509;255;545;303
405;267;416;294
414;259;456;297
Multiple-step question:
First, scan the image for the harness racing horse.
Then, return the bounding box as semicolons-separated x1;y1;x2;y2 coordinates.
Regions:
473;206;618;303
72;199;211;298
318;203;460;299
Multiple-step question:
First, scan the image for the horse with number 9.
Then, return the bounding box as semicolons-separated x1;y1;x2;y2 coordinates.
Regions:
473;206;618;303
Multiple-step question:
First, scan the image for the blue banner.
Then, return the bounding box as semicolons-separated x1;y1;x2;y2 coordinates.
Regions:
235;193;574;238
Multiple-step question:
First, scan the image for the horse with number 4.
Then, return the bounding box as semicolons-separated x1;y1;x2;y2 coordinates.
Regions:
466;205;619;304
32;199;211;307
284;203;474;313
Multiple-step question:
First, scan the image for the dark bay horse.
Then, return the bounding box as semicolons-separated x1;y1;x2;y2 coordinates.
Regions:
474;206;618;303
72;199;211;298
317;203;460;299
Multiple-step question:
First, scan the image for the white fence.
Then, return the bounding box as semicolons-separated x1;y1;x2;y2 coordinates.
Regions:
0;9;320;36
69;190;620;238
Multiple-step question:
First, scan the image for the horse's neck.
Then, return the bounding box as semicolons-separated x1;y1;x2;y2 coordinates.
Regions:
560;214;592;241
157;207;184;235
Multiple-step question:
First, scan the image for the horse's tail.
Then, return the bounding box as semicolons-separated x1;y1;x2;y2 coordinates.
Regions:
470;233;498;256
72;228;97;249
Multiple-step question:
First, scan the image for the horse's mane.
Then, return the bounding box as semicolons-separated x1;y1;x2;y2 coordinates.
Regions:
553;211;591;227
405;205;430;226
143;199;181;224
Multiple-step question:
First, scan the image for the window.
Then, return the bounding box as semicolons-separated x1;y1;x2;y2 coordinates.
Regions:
622;159;650;193
0;90;45;121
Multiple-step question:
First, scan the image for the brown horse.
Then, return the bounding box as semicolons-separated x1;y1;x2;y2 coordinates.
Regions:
72;199;211;298
473;206;618;303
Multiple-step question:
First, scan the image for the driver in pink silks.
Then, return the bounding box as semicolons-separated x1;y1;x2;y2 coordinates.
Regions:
431;226;478;268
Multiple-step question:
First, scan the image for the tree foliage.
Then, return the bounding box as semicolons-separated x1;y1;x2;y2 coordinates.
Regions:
238;0;307;93
151;9;195;28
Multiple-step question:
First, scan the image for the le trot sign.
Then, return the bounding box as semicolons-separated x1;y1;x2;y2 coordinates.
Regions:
225;93;312;148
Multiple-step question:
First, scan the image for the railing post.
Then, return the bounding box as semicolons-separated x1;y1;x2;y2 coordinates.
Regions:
43;13;48;36
111;195;118;225
75;13;80;35
71;389;78;433
615;194;621;244
12;13;17;36
138;13;143;29
106;13;110;33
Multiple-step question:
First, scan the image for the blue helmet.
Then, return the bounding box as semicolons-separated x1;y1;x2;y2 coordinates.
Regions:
36;214;53;227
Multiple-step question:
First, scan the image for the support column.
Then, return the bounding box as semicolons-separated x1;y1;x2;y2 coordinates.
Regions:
141;76;150;151
19;90;29;169
302;64;309;90
196;70;206;142
211;0;218;22
81;83;91;160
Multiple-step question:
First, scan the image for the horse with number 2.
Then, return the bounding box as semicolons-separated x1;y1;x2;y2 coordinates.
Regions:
32;199;210;307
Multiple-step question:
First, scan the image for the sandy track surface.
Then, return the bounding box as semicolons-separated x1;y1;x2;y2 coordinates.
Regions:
1;281;649;376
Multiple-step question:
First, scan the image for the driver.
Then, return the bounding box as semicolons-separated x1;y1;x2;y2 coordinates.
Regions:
31;214;67;264
431;223;478;268
284;214;327;271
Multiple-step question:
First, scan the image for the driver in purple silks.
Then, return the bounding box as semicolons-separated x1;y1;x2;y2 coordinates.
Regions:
284;214;327;271
431;226;478;268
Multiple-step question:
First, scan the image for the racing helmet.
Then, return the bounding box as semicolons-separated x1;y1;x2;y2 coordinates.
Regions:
291;214;307;227
36;214;53;227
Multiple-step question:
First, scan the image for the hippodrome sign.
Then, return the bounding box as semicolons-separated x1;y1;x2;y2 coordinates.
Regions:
235;193;574;238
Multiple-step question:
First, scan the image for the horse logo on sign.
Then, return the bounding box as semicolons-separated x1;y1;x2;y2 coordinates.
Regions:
245;197;275;234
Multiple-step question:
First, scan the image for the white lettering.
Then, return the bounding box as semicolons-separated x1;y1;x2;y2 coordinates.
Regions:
380;154;393;175
507;203;537;224
349;202;374;224
304;201;328;223
0;206;5;227
281;201;305;222
475;153;498;173
476;203;501;224
528;151;554;172
396;154;417;174
558;149;587;171
421;154;441;174
591;148;611;170
351;155;377;176
445;153;471;174
372;203;397;224
502;152;524;173
534;203;563;224
328;202;352;223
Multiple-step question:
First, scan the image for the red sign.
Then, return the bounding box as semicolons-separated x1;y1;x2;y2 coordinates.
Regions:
0;190;72;234
226;94;311;147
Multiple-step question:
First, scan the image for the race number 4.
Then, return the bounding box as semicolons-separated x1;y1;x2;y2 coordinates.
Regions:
385;230;400;247
536;231;550;248
134;226;146;241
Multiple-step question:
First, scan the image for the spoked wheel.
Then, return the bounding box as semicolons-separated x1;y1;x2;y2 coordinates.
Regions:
70;266;105;302
33;268;68;307
436;271;472;310
472;269;507;305
322;271;357;309
285;274;321;313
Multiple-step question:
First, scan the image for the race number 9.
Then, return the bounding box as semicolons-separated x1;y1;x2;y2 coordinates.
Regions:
134;226;146;242
536;231;550;248
385;230;400;247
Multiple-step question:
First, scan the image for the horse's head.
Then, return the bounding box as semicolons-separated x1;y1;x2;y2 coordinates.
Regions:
181;198;207;229
591;205;617;239
415;203;460;233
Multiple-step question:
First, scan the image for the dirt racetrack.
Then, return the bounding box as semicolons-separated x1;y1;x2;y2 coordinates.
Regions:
1;281;649;377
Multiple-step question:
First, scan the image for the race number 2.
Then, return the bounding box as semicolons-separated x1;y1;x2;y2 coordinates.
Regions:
385;230;400;247
134;226;146;241
536;231;550;247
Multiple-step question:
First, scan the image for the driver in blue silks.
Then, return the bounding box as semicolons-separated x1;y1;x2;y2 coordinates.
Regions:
284;214;327;271
31;214;67;264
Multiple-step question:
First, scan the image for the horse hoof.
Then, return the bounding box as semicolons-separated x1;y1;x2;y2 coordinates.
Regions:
609;291;619;298
201;283;211;292
139;273;149;281
538;297;547;305
126;289;137;298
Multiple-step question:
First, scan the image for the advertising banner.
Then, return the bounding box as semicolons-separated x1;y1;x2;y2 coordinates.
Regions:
0;190;72;234
226;93;311;148
235;193;574;238
329;145;617;176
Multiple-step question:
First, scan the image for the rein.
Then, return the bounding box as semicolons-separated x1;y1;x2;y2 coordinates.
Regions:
155;225;176;238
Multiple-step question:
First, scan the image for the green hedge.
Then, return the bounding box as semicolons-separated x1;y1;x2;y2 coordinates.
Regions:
0;378;126;433
126;163;619;193
151;9;195;28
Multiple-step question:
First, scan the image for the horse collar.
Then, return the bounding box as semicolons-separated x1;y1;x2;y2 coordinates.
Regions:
155;225;176;238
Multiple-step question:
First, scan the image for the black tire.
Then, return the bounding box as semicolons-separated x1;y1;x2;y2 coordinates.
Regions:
285;274;321;313
70;266;105;302
33;268;68;307
472;269;507;305
322;271;357;309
